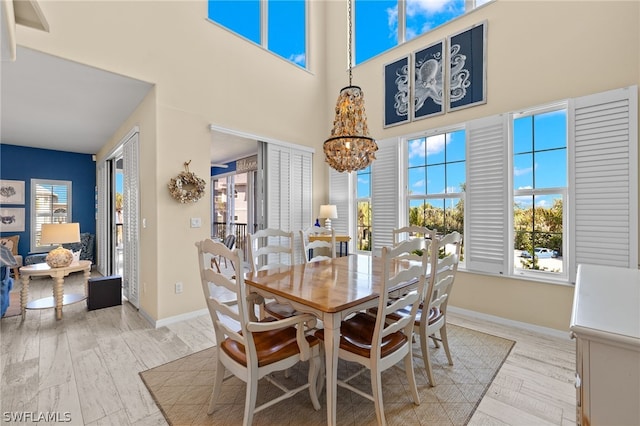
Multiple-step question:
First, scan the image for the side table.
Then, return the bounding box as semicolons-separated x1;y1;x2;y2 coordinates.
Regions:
20;260;92;320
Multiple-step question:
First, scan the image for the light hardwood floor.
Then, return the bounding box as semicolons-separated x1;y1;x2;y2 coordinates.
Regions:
0;270;576;425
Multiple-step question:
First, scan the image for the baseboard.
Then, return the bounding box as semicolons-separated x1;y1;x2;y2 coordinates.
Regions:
138;307;156;328
142;308;209;329
448;306;572;341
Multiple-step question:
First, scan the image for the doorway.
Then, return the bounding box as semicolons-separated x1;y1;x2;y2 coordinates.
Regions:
212;170;258;258
97;129;140;308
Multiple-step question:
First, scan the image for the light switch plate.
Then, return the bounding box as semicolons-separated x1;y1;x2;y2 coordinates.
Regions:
190;217;201;228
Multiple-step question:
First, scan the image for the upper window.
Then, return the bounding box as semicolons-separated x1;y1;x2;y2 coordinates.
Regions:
513;108;567;277
208;0;307;68
407;129;465;240
31;179;72;251
355;0;491;64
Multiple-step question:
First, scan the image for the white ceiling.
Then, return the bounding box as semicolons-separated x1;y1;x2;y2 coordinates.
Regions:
1;46;257;165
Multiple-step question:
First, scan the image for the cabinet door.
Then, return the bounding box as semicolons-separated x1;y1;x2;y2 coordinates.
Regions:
589;340;640;424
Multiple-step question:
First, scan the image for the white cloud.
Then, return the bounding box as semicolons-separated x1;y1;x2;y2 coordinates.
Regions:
412;179;425;189
406;0;451;17
537;199;548;207
426;134;446;155
408;134;447;161
516;185;533;191
289;53;306;66
386;6;398;38
408;139;425;159
514;166;533;177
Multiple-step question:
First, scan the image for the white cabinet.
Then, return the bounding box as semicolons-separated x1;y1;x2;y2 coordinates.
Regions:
570;264;640;426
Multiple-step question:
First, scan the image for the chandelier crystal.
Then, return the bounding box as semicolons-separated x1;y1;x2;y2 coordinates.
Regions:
323;0;377;173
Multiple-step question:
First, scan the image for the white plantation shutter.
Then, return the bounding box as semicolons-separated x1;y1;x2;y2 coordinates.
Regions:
96;161;108;275
371;139;399;256
264;142;313;264
122;132;140;308
465;114;509;274
291;149;312;263
329;167;352;244
569;86;638;280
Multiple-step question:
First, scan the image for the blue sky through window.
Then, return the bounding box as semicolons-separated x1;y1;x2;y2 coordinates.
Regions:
514;110;567;192
208;0;306;68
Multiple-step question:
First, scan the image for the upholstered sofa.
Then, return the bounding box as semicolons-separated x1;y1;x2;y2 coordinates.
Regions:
25;233;95;266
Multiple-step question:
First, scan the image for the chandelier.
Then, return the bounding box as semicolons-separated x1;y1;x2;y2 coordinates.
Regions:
324;0;377;173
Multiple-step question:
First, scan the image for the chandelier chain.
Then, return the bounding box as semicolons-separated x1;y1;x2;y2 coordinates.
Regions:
348;0;353;86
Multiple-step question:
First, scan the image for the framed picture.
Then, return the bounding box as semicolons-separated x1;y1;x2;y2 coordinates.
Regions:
0;208;25;232
413;40;445;121
448;21;487;112
0;180;25;205
383;55;410;128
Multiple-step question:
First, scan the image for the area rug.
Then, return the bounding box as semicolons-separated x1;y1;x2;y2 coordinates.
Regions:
1;291;21;318
140;324;514;425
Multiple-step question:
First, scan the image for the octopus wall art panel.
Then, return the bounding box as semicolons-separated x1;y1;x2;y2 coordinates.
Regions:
413;40;445;120
448;21;487;111
383;55;410;128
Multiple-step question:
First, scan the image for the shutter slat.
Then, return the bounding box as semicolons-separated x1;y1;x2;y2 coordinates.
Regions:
466;115;508;274
569;86;638;278
372;140;399;256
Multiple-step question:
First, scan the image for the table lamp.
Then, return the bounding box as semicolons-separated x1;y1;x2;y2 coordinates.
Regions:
319;204;338;230
41;223;81;268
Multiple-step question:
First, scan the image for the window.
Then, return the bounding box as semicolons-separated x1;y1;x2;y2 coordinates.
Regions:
356;166;372;252
406;130;465;242
355;0;492;64
31;179;72;251
513;108;567;277
208;0;307;68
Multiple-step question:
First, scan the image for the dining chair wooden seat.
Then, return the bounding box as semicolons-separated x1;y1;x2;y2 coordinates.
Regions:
315;312;409;359
314;238;430;426
196;238;322;426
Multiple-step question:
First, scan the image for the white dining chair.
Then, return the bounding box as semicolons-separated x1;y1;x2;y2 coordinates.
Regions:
314;237;430;426
196;239;322;426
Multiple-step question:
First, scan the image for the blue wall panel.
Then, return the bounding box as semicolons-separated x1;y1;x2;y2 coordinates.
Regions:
0;144;96;258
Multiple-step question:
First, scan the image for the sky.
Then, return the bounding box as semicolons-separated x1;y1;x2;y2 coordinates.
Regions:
207;0;490;67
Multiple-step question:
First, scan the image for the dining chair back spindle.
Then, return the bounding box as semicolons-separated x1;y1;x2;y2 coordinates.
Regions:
392;226;437;264
301;225;336;263
314;237;431;426
195;239;322;426
248;228;297;319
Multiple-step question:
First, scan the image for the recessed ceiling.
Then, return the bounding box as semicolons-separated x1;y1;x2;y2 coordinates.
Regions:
1;46;258;165
1;46;152;154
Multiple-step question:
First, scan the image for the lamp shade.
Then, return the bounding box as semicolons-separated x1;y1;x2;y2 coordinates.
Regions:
319;205;338;219
41;223;81;245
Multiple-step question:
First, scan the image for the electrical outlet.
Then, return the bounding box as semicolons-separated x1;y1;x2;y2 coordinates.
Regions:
175;282;183;294
190;217;201;228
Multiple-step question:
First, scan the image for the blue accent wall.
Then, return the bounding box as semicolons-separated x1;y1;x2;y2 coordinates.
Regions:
211;162;236;176
0;144;96;258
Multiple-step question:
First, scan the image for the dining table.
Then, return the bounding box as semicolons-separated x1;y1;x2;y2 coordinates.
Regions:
244;253;423;426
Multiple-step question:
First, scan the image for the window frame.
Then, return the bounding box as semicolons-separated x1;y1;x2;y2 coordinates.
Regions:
510;104;568;281
355;166;372;253
404;126;466;266
207;0;309;69
355;0;493;65
30;178;73;252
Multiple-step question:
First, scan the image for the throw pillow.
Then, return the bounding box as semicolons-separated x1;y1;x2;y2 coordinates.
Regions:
0;235;19;255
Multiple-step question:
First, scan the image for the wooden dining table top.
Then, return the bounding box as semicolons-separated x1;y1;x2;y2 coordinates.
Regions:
244;254;419;314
